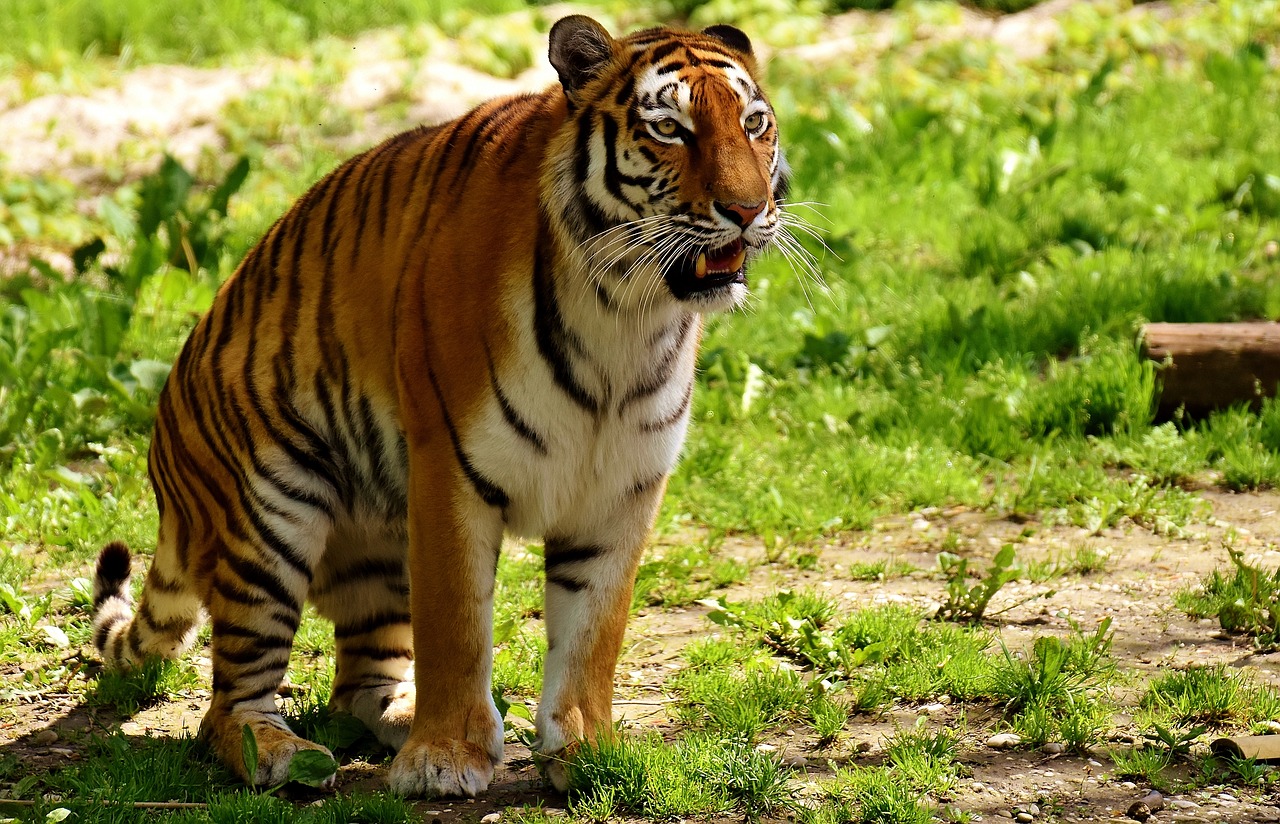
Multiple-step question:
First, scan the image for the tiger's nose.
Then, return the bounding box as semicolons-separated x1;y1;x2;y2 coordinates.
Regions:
714;200;766;229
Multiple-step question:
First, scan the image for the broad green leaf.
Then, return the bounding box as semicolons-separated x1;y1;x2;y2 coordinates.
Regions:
242;723;258;780
287;749;337;786
129;359;173;393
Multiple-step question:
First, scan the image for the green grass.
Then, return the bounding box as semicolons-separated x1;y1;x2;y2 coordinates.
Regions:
4;0;1280;820
0;0;527;69
1176;546;1280;647
567;733;792;819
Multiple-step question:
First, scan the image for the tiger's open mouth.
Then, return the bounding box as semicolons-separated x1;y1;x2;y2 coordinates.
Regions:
666;238;747;299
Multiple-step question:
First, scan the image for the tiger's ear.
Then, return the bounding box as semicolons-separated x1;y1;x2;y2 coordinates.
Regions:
702;24;752;57
549;15;616;98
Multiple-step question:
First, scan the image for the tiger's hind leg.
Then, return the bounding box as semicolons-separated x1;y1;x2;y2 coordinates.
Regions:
311;522;416;751
200;522;336;788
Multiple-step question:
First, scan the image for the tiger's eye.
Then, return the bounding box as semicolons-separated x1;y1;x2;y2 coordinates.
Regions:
654;118;680;137
744;112;765;134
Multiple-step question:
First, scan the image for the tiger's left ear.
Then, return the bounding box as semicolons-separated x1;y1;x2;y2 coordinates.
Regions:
702;25;753;57
549;15;616;99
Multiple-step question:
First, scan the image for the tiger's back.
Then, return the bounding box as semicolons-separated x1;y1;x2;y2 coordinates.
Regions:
91;15;786;797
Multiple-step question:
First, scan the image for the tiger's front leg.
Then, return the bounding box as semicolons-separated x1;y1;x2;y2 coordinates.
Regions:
533;481;665;791
386;441;506;797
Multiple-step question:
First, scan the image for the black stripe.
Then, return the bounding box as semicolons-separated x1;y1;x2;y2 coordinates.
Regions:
595;279;615;313
340;645;414;661
485;342;548;455
631;474;666;496
620;316;693;410
221;551;298;608
228;680;284;706
574;110;593;184
94;613;127;651
532;249;599;414
614;74;636;106
376;133;412;239
138;600;190;637
350;147;387;263
331;677;398;701
312;557;406;599
544;540;603;569
650;42;681;63
218;644;291;666
321;156;363;258
425;366;511;509
400;125;443;214
600;112;646;206
641;379;694;432
334;611;411;640
546;571;587;593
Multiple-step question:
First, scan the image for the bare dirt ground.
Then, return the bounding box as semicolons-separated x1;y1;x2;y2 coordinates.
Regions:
4;489;1280;821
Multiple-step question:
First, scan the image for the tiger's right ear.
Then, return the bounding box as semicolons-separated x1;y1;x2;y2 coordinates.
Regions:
548;15;616;99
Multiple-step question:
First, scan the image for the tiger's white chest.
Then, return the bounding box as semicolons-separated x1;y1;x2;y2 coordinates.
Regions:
462;291;698;539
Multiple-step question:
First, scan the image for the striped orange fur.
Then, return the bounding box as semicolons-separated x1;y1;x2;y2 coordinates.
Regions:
90;15;787;796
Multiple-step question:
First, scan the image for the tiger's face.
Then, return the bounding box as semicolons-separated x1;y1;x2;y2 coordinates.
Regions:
548;18;788;313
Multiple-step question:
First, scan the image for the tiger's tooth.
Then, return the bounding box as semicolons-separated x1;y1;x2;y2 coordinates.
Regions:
729;248;746;271
695;253;708;278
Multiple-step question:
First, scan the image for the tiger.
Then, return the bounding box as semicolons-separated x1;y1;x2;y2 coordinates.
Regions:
89;14;787;797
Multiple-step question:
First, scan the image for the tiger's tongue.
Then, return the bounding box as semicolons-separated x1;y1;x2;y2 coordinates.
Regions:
694;243;747;278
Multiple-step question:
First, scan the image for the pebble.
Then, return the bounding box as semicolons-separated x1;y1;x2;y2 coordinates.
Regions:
1040;742;1065;754
1168;800;1199;811
31;730;58;746
970;782;988;793
481;814;501;824
987;732;1022;749
1120;781;1138;790
782;754;809;769
1015;814;1033;823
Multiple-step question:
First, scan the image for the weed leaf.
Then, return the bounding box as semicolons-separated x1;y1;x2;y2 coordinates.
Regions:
288;749;338;786
241;723;258;780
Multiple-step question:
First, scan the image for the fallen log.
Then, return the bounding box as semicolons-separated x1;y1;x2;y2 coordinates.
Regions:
1141;322;1280;418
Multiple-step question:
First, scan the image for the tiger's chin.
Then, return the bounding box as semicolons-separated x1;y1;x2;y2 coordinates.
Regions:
664;238;752;311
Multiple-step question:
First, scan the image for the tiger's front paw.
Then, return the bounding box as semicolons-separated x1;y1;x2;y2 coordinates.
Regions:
532;706;588;792
386;699;503;797
387;738;498;797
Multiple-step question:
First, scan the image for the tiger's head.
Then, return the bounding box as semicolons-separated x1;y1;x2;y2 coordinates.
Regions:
545;15;787;313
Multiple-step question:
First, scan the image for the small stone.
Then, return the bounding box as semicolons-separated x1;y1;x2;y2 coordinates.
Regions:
1120;781;1138;790
481;814;501;824
40;625;70;648
31;730;58;746
1040;742;1065;755
1016;813;1034;823
1028;805;1040;816
987;732;1022;750
995;811;1013;819
921;702;947;714
755;743;777;753
1169;800;1199;811
970;782;988;793
782;754;809;768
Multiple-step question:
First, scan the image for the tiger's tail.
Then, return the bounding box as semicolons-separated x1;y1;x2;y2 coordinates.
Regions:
92;541;200;666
